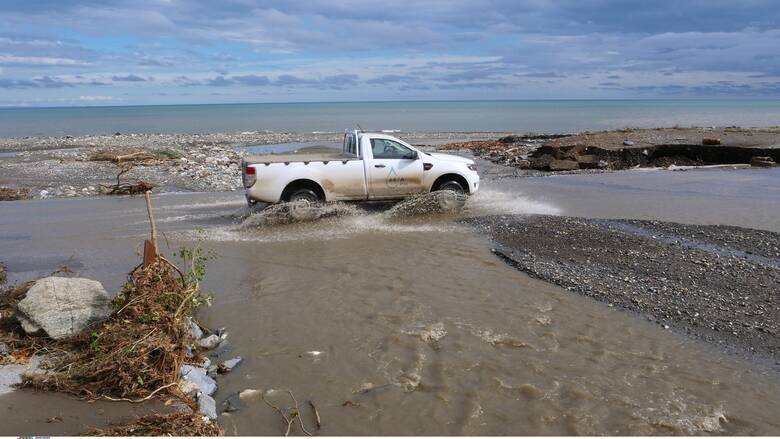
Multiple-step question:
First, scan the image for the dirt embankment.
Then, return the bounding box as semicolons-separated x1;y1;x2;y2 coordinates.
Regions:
440;127;780;172
462;215;780;367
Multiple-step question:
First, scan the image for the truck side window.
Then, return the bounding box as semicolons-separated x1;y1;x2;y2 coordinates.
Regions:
345;134;356;156
370;139;415;159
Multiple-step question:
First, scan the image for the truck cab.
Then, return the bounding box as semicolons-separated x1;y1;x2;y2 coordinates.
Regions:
242;130;479;205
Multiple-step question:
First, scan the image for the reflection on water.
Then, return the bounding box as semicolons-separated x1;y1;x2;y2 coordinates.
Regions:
1;167;780;435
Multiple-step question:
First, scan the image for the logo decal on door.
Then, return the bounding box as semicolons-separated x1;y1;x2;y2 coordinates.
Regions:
386;166;406;188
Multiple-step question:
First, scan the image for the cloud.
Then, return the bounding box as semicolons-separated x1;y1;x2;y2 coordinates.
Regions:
112;74;146;82
1;1;780;102
79;95;114;101
0;54;89;66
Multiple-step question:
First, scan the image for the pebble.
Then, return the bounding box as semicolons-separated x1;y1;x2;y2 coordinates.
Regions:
197;393;218;420
218;357;242;373
198;334;220;349
180;364;217;396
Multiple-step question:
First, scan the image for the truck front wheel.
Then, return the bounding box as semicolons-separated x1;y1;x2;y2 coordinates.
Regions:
435;180;465;194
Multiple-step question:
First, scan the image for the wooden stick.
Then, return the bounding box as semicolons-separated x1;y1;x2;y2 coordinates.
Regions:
144;191;158;249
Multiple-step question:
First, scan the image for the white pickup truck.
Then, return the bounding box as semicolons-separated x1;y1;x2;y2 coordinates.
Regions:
241;130;479;205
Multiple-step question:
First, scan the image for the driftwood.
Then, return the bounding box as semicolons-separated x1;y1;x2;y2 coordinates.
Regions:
100;164;154;195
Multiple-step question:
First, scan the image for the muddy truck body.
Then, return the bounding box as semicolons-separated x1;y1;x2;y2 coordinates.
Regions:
241;130;480;205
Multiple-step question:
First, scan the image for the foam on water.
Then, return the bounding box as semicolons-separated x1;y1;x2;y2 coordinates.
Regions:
170;188;562;243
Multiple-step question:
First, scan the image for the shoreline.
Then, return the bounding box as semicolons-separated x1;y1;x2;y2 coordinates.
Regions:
1;126;777;200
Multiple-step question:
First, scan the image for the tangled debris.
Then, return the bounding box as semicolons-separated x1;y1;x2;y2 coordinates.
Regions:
89;149;180;165
0;194;229;435
0;187;31;201
21;259;201;400
100;164;154;195
85;412;222;436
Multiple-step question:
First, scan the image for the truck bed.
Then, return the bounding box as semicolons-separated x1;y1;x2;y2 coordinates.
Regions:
244;146;357;164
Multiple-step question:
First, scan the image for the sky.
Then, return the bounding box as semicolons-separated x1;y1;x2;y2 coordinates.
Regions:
1;0;780;106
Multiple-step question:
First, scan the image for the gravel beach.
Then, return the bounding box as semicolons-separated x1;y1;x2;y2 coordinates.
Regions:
0;131;505;197
462;214;780;367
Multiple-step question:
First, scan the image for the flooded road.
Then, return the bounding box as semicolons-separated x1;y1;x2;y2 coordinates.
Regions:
2;166;780;435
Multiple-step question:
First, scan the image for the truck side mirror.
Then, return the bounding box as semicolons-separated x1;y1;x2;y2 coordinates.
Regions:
405;151;419;160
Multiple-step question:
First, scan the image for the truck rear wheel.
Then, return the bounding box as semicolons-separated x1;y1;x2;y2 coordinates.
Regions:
287;188;323;204
287;188;322;221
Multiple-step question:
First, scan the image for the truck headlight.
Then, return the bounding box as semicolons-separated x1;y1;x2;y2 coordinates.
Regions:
467;163;477;171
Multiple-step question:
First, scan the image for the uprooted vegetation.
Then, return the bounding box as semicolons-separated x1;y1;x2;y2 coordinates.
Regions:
21;259;203;399
89;148;181;164
85;412;222;436
0;187;31;201
99;164;154;195
0;239;223;435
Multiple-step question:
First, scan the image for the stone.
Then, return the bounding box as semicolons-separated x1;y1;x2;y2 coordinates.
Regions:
186;317;204;340
218;357;243;373
239;388;262;401
576;154;601;169
515;159;531;169
548;159;580;171
623;140;635;146
702;137;721;145
180;364;217;396
197;393;218;420
198;334;220;349
750;156;775;167
16;277;112;339
530;154;555;170
498;135;523;144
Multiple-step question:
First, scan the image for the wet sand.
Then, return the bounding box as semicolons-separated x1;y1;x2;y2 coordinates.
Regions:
2;162;780;434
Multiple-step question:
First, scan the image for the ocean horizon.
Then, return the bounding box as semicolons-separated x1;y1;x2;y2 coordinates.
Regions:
1;99;779;138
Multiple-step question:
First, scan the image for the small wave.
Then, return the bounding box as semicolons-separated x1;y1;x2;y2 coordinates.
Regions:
463;189;561;216
402;322;447;344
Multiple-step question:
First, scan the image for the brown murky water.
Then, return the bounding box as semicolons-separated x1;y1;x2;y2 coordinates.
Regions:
2;165;780;435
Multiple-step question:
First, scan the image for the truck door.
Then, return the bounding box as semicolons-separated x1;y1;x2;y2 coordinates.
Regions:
366;137;425;199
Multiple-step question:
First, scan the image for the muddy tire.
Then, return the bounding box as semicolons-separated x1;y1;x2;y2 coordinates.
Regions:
288;188;322;204
436;180;465;194
287;188;322;221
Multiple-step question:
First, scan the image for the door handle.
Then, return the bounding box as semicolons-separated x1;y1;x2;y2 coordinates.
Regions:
374;164;386;168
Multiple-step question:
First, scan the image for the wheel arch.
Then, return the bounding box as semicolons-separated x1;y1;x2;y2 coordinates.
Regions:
430;173;471;194
280;178;326;202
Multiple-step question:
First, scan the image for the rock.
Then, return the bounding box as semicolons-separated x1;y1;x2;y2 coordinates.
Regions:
576;154;601;169
177;378;200;397
197;393;218;420
186;317;204;340
0;342;9;356
180;364;217;396
702;137;721;145
498;135;523;144
15;277;112;339
515;159;531;169
548;159;580;171
750;156;775;167
198;334;220;349
623;140;635;146
530;154;555;170
207;364;218;378
218;357;243;374
239;388;262;401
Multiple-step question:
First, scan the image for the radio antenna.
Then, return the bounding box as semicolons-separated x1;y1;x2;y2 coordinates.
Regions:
357;124;364;132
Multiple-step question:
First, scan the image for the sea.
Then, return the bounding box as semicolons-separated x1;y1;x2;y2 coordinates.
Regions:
1;99;779;137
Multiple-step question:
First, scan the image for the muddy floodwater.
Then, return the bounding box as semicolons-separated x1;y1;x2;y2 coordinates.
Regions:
2;165;780;435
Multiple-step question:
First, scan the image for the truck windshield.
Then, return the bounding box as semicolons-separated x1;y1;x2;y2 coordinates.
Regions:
370;138;415;159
